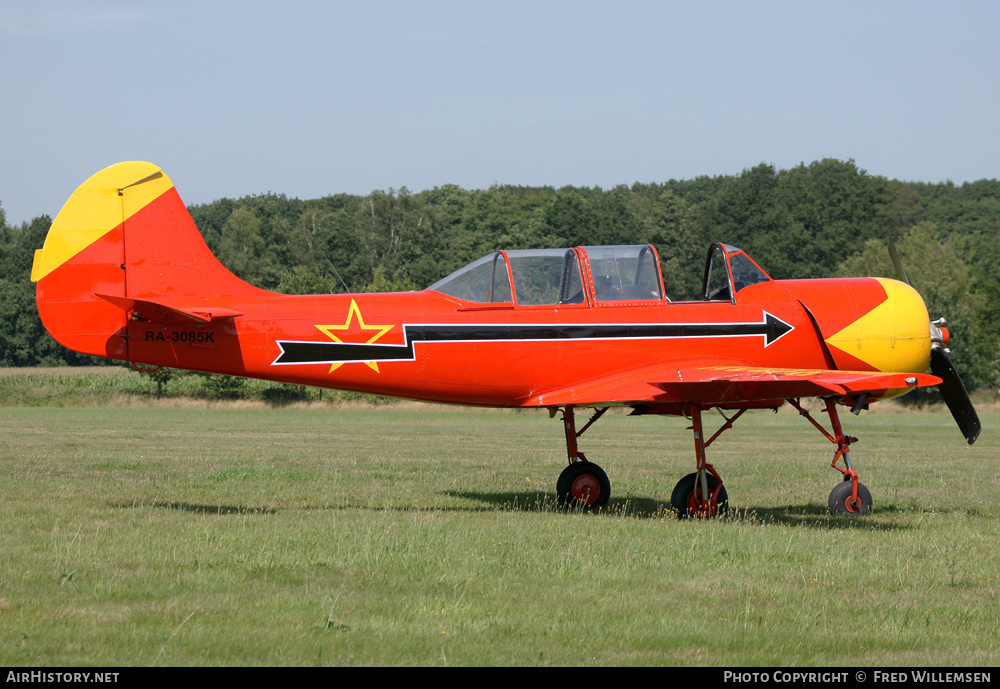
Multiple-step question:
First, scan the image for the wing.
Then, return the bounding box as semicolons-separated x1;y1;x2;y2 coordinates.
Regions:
652;366;941;406
525;362;941;407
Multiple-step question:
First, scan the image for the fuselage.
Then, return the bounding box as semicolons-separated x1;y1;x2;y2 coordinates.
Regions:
123;276;932;408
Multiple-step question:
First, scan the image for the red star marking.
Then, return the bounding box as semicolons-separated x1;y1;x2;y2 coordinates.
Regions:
315;299;394;373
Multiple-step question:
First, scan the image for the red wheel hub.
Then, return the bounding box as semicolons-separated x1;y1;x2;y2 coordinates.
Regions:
686;491;719;518
844;495;863;513
571;474;601;505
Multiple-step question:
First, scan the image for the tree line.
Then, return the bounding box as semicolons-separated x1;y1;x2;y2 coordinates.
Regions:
2;158;998;392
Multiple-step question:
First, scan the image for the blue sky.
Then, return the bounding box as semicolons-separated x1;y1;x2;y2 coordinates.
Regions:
2;0;998;226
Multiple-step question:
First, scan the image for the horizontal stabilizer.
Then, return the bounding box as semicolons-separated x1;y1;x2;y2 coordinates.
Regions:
95;293;243;323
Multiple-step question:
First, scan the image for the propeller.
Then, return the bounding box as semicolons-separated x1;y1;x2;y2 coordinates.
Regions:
889;238;981;444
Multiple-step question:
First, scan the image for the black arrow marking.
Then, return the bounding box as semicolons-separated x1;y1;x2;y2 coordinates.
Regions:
272;311;794;366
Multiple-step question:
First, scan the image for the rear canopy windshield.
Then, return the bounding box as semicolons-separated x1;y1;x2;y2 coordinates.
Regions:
584;245;662;302
426;252;512;303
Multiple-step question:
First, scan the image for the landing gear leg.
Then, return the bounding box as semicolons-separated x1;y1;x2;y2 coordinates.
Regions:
671;405;731;518
555;406;610;508
789;398;873;516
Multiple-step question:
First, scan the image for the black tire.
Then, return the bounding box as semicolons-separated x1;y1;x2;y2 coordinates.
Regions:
828;480;872;516
671;472;728;519
556;462;611;509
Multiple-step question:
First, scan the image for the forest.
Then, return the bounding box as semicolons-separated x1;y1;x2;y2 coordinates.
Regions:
2;158;998;393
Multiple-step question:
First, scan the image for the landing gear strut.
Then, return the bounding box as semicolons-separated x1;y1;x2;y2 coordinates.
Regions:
555;406;610;508
670;405;737;518
789;398;873;516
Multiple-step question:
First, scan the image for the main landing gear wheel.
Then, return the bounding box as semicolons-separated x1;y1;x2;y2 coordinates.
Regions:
556;462;611;509
671;472;728;519
828;480;872;516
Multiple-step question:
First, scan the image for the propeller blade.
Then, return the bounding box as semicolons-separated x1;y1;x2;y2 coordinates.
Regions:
930;347;981;445
888;239;979;444
888;236;909;285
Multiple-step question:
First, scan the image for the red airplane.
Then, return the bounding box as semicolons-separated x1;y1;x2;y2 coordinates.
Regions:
31;162;980;517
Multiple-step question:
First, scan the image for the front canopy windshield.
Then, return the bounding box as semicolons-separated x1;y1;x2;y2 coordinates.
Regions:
702;243;771;301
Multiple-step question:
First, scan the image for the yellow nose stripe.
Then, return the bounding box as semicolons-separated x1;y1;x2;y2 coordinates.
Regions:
31;161;173;283
825;278;931;373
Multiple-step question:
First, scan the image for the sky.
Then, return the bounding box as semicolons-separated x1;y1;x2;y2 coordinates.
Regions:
2;0;999;226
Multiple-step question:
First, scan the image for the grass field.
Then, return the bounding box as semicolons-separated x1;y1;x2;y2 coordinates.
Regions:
1;370;998;666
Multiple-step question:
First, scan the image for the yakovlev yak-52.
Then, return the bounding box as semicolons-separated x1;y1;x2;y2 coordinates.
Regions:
32;162;980;517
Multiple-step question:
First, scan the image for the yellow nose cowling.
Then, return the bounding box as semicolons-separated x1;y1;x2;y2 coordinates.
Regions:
824;278;932;398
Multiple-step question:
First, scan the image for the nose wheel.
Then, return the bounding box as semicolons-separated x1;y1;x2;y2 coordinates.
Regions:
828;479;872;515
789;398;875;516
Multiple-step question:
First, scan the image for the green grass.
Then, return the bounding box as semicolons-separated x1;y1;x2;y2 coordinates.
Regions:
0;366;389;406
1;372;998;665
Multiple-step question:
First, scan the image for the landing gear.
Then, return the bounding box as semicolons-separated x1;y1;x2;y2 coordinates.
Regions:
557;461;611;508
828;479;872;515
556;406;611;509
552;398;872;517
789;398;873;516
669;405;741;519
671;471;728;518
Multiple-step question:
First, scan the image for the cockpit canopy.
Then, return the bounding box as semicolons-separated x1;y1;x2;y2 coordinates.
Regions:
428;245;664;306
428;242;771;306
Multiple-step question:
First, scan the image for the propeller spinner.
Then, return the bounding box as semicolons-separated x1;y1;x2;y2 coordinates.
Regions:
889;238;981;444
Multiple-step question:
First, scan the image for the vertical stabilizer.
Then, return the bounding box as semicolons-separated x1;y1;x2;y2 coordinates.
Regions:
33;161;263;361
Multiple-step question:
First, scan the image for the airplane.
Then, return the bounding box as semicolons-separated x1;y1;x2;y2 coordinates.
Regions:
31;162;981;517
